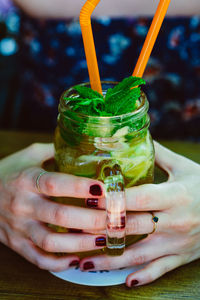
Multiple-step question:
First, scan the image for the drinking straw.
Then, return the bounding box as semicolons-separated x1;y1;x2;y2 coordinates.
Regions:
80;0;102;94
133;0;171;77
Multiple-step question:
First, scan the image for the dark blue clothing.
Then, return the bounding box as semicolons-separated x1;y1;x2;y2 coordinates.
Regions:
1;13;200;140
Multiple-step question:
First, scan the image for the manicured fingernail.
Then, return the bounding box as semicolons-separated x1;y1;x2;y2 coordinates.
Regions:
121;216;126;228
95;236;106;246
68;228;83;233
69;260;79;267
83;261;94;270
89;184;102;196
131;279;139;287
86;198;98;208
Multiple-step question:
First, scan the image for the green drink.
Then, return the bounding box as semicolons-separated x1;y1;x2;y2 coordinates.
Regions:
53;78;155;256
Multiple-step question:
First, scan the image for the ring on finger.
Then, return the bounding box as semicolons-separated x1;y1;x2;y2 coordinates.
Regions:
149;212;159;234
36;170;47;193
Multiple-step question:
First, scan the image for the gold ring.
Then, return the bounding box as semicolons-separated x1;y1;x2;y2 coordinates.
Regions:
149;212;159;234
36;171;47;193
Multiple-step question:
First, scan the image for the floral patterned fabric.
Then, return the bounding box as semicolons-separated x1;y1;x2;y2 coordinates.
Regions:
11;14;200;139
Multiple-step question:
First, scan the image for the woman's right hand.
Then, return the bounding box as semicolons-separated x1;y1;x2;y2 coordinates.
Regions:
0;143;106;272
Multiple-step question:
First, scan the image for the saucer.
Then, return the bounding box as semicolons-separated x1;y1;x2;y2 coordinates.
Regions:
51;265;144;286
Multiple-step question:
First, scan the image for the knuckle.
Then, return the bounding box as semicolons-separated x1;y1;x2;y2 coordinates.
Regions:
11;170;27;188
135;193;151;210
176;182;191;205
3;230;13;249
93;213;105;230
44;176;56;194
130;217;140;233
9;196;22;216
34;257;48;270
132;254;146;265
78;237;90;251
8;218;18;231
180;222;192;234
53;206;65;224
7;236;16;249
40;234;55;252
4;227;19;250
173;218;193;234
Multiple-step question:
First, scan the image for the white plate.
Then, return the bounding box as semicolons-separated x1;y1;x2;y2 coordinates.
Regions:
51;265;144;286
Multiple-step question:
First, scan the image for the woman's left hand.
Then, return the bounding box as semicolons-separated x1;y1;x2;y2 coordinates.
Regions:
81;141;200;287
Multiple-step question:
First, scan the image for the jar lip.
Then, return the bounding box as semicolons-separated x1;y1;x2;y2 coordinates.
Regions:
60;81;148;120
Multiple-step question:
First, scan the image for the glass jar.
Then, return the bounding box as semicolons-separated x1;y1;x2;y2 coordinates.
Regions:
54;82;155;255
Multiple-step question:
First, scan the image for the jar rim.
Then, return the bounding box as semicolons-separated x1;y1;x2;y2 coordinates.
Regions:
60;81;148;121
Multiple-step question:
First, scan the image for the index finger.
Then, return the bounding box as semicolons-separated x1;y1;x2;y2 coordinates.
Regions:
27;168;104;198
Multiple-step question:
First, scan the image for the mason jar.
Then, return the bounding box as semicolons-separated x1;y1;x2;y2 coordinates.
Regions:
54;81;155;255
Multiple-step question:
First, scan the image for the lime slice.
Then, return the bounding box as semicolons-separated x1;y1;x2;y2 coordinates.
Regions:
120;157;148;178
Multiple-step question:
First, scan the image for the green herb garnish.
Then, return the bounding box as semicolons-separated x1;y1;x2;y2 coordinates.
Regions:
61;76;146;141
104;76;145;115
64;76;146;116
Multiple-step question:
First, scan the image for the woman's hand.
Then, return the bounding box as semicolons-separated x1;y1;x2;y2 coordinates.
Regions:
81;141;200;287
0;143;106;272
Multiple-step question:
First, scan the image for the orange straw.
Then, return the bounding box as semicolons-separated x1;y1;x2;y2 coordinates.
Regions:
133;0;171;78
80;0;102;94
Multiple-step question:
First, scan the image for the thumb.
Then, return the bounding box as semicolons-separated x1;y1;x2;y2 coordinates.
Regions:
26;143;54;165
154;141;183;175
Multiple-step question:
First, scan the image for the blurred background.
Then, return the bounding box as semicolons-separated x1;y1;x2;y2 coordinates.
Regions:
0;0;20;130
0;0;200;140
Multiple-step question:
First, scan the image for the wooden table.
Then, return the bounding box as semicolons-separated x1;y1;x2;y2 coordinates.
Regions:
0;130;200;300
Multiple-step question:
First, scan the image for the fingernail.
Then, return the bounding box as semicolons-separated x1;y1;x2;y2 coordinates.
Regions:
121;216;126;228
131;279;139;287
95;236;106;247
69;260;79;267
89;184;102;196
83;261;94;270
68;228;83;233
86;198;98;208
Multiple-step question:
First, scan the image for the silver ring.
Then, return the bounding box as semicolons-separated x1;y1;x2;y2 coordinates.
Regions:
36;171;47;193
149;212;159;234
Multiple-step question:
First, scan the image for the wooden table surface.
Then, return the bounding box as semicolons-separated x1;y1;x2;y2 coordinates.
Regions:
0;130;200;300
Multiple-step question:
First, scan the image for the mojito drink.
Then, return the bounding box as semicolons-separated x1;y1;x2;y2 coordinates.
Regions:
53;79;155;256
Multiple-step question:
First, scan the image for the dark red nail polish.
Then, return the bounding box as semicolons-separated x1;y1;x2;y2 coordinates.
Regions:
121;216;126;228
89;185;102;196
86;198;98;208
131;279;139;287
83;261;94;270
95;236;106;246
68;228;83;233
69;260;79;267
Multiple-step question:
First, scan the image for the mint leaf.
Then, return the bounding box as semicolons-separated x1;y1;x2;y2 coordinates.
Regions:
73;85;103;100
61;76;146;139
104;76;145;115
68;97;105;116
105;76;145;102
105;87;142;115
64;76;145;118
